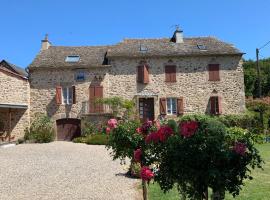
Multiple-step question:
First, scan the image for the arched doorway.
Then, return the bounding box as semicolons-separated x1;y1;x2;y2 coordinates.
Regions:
56;118;81;141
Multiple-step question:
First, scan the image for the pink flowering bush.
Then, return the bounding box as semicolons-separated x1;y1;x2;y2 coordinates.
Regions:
233;142;247;156
134;148;142;162
140;166;154;182
107;118;118;129
180;121;198;137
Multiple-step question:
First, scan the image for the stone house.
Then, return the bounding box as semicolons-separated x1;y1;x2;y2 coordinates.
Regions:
0;60;29;141
29;29;245;140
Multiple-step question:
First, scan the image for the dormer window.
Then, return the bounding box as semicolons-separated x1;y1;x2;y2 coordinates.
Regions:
65;55;80;63
75;71;85;82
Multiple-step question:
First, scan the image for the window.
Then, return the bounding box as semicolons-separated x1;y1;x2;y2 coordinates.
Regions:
167;98;177;115
62;87;73;105
75;71;85;81
165;65;176;82
210;96;222;115
137;65;149;84
208;64;220;81
197;44;207;50
65;55;80;63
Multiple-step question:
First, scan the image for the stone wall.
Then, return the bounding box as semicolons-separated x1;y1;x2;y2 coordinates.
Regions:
30;55;245;126
0;70;30;139
107;55;245;118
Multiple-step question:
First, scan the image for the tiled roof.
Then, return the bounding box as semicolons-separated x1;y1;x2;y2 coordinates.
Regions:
29;37;243;68
107;37;243;58
29;46;111;68
0;60;27;77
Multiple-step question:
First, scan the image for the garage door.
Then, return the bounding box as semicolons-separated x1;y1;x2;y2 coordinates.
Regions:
56;118;81;141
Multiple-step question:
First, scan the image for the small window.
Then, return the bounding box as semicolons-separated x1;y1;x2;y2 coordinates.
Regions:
167;98;177;115
210;96;221;115
65;55;80;63
75;71;85;81
62;87;73;105
208;64;220;81
197;44;207;50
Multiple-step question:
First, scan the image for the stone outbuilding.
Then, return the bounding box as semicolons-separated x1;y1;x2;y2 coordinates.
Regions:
0;60;30;141
28;29;246;140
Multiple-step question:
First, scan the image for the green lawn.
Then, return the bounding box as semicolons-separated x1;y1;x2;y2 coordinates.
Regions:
148;143;270;200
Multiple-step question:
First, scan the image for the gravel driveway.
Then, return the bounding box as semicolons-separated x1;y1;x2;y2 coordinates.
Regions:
0;142;141;200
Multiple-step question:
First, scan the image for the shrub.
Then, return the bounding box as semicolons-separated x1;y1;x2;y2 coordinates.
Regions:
130;161;141;178
24;114;54;143
85;134;108;145
82;122;98;136
73;137;86;143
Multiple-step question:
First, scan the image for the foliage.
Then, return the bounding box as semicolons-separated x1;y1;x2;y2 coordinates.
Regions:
106;120;142;160
73;134;108;145
143;117;263;199
96;97;136;119
73;136;86;143
82;121;98;136
24;114;54;143
243;58;270;97
130;161;141;178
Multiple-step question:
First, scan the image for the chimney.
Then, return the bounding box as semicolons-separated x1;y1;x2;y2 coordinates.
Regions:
41;34;51;50
172;27;184;43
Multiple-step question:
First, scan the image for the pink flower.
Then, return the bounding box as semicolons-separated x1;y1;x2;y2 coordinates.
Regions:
153;120;161;129
134;149;142;162
140;166;154;182
145;132;160;144
141;120;153;134
233;142;247;156
107;118;118;129
157;126;173;142
180;121;199;138
136;127;142;134
106;127;111;134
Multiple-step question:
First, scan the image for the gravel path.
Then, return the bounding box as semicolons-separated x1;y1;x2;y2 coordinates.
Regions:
0;142;141;200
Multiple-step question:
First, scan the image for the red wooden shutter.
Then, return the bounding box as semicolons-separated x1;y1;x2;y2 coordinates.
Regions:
218;96;222;114
210;96;216;114
137;66;143;83
143;65;149;84
56;86;62;105
160;98;167;115
89;86;95;113
95;86;103;113
177;97;184;115
72;86;76;104
165;65;176;82
208;64;220;81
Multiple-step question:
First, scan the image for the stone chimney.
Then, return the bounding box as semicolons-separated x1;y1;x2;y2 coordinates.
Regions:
172;27;184;43
41;34;51;50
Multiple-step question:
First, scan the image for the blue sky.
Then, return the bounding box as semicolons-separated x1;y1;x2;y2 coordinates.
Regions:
1;0;270;68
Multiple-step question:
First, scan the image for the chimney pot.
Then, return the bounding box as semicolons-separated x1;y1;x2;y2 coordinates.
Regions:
172;27;184;43
41;34;51;51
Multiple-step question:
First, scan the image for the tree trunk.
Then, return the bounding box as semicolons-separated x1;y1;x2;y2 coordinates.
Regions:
142;180;148;200
211;188;225;200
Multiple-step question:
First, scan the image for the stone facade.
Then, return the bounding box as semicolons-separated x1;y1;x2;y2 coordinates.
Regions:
29;55;245;124
0;67;30;140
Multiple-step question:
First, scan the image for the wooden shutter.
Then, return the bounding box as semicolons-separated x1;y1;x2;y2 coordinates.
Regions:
177;97;184;115
160;98;167;115
165;65;176;82
56;86;62;105
210;96;216;114
137;66;144;83
143;65;149;84
208;64;220;81
218;96;222;114
72;86;76;104
95;86;103;113
89;86;95;113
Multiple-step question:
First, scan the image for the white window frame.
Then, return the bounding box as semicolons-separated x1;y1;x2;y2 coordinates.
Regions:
167;98;177;115
62;87;73;105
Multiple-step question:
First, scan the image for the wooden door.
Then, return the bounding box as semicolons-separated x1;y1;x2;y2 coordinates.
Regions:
139;98;154;122
56;118;81;141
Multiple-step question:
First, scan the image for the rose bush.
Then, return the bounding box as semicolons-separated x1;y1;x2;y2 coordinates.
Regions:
106;115;263;200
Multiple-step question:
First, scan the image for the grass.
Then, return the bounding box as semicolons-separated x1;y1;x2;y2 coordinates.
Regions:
148;143;270;200
73;134;108;145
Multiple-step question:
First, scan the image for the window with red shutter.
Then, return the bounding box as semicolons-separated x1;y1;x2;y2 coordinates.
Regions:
210;96;222;115
160;98;167;115
56;86;62;105
165;65;176;82
208;64;220;81
72;86;76;104
177;97;184;115
137;65;149;84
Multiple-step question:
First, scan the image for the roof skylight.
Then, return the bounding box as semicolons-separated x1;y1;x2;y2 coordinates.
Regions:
65;55;80;62
197;44;207;50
